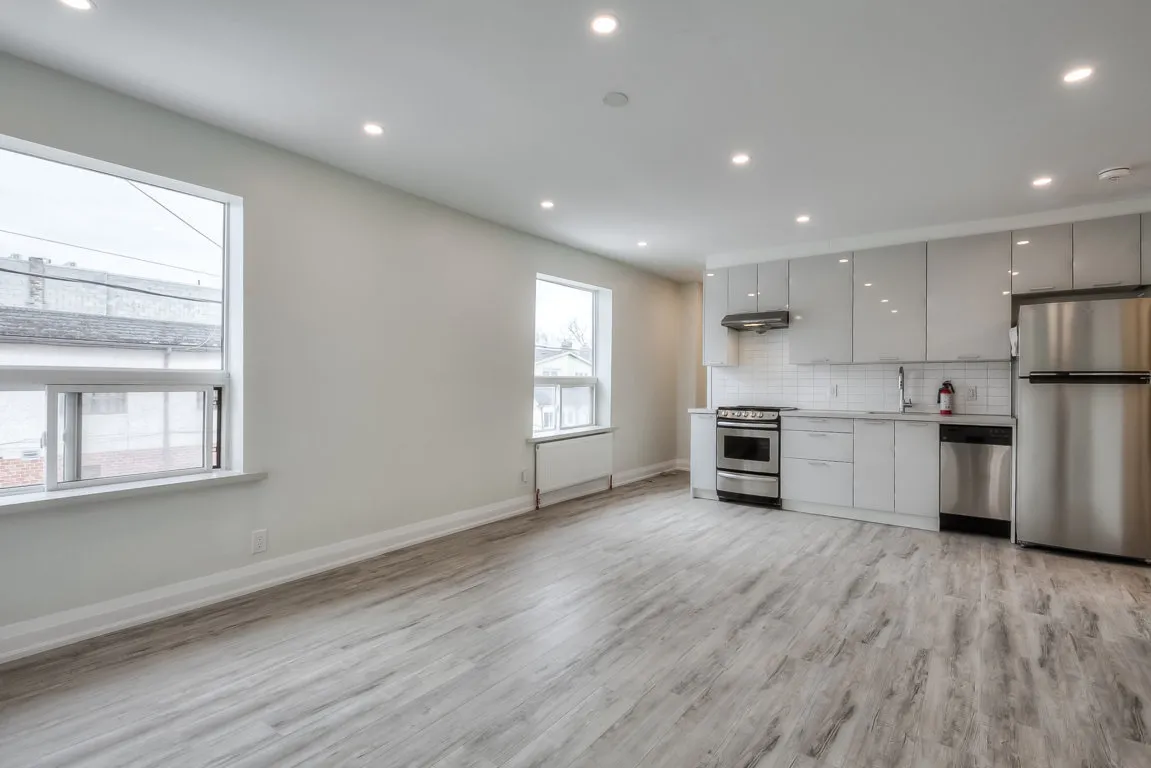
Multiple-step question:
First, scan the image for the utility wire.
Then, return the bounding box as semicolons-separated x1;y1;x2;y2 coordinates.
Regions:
125;180;223;249
0;228;219;277
0;265;221;304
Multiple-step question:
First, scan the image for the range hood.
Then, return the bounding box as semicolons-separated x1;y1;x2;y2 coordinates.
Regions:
721;310;789;333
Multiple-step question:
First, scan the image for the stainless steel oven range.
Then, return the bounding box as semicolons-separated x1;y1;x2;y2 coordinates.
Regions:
715;406;793;506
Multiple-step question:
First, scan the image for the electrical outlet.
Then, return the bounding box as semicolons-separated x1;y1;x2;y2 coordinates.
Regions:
251;529;267;555
829;384;839;399
967;386;979;402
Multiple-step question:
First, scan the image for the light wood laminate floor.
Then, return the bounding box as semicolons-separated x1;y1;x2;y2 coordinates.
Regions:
2;472;1151;767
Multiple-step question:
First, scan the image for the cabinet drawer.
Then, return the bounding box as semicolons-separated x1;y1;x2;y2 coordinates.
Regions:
782;458;853;507
782;431;853;462
782;416;854;433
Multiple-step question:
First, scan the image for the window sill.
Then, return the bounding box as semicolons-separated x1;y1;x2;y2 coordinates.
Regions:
0;471;268;516
527;426;616;444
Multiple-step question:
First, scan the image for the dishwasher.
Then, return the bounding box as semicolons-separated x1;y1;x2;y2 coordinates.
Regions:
939;425;1013;538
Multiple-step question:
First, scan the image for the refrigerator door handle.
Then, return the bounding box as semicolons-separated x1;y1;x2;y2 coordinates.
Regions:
1027;371;1151;385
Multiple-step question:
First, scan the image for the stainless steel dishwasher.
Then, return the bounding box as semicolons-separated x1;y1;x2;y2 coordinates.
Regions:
939;424;1013;538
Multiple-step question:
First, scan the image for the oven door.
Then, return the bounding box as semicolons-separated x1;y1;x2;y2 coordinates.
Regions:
715;424;779;475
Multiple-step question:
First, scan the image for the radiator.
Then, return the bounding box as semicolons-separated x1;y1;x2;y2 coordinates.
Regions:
535;433;613;497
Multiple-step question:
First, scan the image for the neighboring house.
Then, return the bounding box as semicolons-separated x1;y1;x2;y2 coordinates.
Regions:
0;255;221;487
532;344;593;431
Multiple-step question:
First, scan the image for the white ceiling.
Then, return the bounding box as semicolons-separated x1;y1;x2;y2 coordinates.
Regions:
3;1;1151;281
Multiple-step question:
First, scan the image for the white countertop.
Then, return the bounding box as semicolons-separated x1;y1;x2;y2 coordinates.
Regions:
786;409;1014;427
688;408;716;414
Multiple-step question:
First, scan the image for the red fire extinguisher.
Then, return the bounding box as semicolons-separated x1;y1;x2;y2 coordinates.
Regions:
938;381;955;416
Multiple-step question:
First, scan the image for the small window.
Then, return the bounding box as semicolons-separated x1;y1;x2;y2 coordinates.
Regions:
51;387;213;487
0;390;46;492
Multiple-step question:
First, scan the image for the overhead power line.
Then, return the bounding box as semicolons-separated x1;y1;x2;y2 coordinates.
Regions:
125;180;223;249
0;228;220;277
0;265;221;304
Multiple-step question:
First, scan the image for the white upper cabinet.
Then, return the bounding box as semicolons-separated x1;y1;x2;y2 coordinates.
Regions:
788;253;853;364
703;269;738;366
895;421;940;518
727;264;759;314
1144;214;1151;285
853;420;895;512
757;260;789;311
1073;215;1141;289
1012;224;1072;294
927;233;1012;361
853;243;927;363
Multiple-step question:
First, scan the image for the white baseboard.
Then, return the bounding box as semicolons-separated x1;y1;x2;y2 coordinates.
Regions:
674;458;690;472
612;459;679;487
782;499;940;532
0;493;535;665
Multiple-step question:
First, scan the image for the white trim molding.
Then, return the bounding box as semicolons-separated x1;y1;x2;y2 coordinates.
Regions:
782;499;940;533
0;492;533;664
613;460;681;487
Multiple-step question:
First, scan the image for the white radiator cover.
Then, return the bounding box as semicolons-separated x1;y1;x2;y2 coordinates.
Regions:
535;433;614;494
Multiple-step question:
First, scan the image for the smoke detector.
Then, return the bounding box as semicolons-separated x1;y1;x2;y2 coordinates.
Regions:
1098;166;1132;182
602;92;629;108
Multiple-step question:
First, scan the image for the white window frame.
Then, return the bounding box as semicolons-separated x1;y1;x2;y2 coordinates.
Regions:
533;276;608;435
0;134;243;498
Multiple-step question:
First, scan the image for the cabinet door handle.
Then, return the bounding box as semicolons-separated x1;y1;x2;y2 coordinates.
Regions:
1028;286;1055;292
808;433;829;437
905;422;934;428
808;461;828;467
958;354;981;360
807;419;830;423
879;355;900;361
1093;281;1122;288
811;357;830;363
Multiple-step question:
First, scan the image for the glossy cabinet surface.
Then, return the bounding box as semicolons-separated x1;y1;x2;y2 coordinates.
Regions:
1072;215;1141;289
1012;224;1072;294
853;420;895;512
788;253;853;364
689;413;717;494
702;270;737;366
894;421;940;518
927;233;1011;361
727;264;759;314
852;243;927;363
757;260;789;311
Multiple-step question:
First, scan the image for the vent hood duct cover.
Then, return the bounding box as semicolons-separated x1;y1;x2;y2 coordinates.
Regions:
721;310;789;332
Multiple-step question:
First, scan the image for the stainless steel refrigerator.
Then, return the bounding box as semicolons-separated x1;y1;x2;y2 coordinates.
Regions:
1017;298;1151;560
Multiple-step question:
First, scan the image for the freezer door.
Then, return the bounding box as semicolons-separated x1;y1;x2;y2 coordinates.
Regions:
1017;379;1151;558
1018;298;1151;376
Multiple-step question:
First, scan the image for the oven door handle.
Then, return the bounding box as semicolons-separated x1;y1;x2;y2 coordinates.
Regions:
716;421;779;430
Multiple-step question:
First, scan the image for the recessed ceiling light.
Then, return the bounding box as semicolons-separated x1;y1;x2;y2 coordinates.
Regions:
891;309;899;314
796;215;811;224
1013;271;1020;276
1016;240;1030;246
1003;291;1011;295
591;14;619;35
540;200;555;210
363;123;384;136
1063;67;1094;84
603;92;629;108
864;283;873;287
59;0;94;9
706;272;715;277
731;153;751;166
881;299;890;303
839;258;849;263
637;241;648;247
1032;176;1053;188
748;293;756;298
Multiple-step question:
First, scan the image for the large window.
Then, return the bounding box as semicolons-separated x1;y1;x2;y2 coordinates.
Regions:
533;277;604;434
0;138;237;493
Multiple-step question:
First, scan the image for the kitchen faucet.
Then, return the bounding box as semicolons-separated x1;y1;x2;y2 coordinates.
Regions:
898;366;912;414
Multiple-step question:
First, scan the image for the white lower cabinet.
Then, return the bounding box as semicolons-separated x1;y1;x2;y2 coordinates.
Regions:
689;413;717;495
782;458;853;507
853;420;895;512
895;421;940;518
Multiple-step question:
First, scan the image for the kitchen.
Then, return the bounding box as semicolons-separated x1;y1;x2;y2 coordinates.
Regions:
691;213;1151;561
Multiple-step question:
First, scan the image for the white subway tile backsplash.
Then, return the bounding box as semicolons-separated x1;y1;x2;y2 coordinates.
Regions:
712;330;1012;415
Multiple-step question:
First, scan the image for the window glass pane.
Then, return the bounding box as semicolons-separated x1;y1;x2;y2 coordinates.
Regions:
533;386;557;432
76;391;205;480
0;148;224;369
534;280;594;379
0;390;45;490
560;386;593;429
